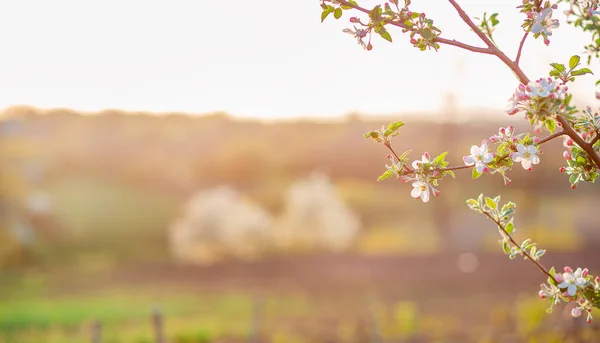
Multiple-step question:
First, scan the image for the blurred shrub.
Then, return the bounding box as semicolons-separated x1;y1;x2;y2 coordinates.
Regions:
274;172;361;253
168;186;273;265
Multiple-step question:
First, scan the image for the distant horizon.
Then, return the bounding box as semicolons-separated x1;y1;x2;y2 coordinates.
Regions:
0;1;598;120
0;103;526;124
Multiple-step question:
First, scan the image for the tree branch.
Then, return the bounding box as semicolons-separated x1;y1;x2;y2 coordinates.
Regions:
515;31;529;65
333;0;494;54
537;130;566;145
557;116;600;168
482;211;554;281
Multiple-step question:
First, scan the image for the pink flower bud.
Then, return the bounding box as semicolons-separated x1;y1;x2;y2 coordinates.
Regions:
559;167;566;173
539;290;546;299
551;4;557;9
483;167;489;173
350;17;359;23
499;127;506;135
572;307;583;318
433;189;440;197
507;126;514;134
564;291;571;297
410;38;417;45
596;276;600;282
420;12;426;19
489;137;497;143
582;132;589;139
563;151;572;160
424;151;430;160
526;11;533;18
582;268;589;277
572;184;577;189
406;11;412;17
587;318;593;324
554;274;564;283
566;138;573;147
504;179;511;186
432;171;440;177
387;154;392;159
481;139;488;146
544;38;550;46
533;137;540;144
565;266;573;273
367;43;373;51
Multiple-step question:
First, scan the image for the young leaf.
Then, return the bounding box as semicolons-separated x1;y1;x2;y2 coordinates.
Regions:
569;55;581;69
550;63;566;72
485;197;497;210
472;167;482;179
377;169;394;182
378;28;393;42
334;7;343;19
505;221;514;235
571;68;594;76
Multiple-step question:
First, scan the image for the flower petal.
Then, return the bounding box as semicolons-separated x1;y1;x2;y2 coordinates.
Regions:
410;187;421;198
463;156;476;166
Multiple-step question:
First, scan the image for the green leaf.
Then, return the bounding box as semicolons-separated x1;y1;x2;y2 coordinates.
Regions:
341;0;358;9
444;170;455;178
369;5;382;22
321;8;333;22
535;249;546;259
472;167;482;179
378;28;392;42
466;198;478;208
502;240;510;254
334;7;343;19
595;79;600;86
485;197;496;210
550;63;565;72
434;151;448;164
571;68;594;76
398;149;412;161
383;129;393;137
377;169;394;182
549;266;556;277
505;222;515;235
387;121;404;130
545;119;556;133
569;55;581;70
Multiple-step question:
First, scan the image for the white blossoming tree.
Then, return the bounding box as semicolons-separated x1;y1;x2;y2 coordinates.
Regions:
274;172;361;252
320;0;600;322
168;186;274;265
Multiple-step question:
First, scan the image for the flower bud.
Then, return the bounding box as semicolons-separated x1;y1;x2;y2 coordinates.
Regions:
387;154;392;159
587;318;593;323
350;17;359;23
410;38;417;45
432;170;440;177
563;151;572;160
572;184;577;189
539;290;546;299
367;43;373;51
424;151;430;160
481;139;488;146
566;138;573;147
582;268;589;277
559;167;566;173
533;136;540;144
565;266;573;273
433;189;440;197
489;137;497;143
499;127;505;135
504;179;511;186
596;276;600;283
507;126;514;134
544;38;550;46
572;307;583;318
551;3;557;9
554;274;564;283
582;131;589;139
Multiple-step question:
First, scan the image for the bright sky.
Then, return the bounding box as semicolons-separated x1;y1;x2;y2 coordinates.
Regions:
0;0;597;119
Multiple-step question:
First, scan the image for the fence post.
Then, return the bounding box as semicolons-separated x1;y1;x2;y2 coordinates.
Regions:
151;305;166;343
248;296;264;343
91;319;102;343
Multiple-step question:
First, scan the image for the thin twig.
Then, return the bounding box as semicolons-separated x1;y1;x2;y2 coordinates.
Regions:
333;0;494;54
515;31;529;65
537;130;566;145
482;211;554;281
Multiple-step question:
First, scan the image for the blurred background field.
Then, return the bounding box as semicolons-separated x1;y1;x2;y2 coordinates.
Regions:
1;106;599;342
